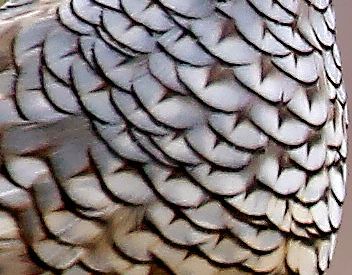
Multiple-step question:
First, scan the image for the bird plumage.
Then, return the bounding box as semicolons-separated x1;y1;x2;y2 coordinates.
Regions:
0;0;347;274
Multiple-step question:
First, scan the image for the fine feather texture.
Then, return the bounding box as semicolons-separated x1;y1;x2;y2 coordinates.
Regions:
0;0;347;274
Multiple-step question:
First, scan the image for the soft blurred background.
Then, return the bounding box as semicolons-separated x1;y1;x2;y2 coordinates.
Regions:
329;1;352;274
0;0;348;273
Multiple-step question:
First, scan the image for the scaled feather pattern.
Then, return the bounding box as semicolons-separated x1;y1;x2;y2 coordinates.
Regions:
0;0;347;274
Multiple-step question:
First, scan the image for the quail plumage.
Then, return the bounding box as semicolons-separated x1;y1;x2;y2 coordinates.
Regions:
0;0;347;274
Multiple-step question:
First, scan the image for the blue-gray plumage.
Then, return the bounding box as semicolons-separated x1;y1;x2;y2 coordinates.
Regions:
0;0;346;274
